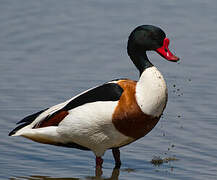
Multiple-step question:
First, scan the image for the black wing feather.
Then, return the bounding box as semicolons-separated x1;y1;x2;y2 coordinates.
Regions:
17;108;48;124
63;83;123;111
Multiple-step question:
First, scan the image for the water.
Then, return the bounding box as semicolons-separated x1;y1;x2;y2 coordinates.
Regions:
1;0;217;179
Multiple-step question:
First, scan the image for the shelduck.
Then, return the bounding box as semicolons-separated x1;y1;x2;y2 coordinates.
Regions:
9;25;179;168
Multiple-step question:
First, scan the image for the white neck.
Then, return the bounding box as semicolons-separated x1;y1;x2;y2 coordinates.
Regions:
135;66;168;117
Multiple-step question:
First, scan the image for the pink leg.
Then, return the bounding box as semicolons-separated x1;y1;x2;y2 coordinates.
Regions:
112;148;121;168
96;156;103;168
95;156;103;177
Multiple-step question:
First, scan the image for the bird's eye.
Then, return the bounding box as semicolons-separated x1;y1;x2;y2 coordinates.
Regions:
164;48;168;52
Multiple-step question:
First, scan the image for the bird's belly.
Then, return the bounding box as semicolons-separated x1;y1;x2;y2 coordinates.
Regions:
58;122;134;156
57;101;134;156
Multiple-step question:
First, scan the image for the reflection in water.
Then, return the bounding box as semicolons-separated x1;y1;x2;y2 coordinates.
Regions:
11;167;121;180
11;176;79;180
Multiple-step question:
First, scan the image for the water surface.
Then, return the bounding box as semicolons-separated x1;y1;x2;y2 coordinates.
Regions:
1;1;217;179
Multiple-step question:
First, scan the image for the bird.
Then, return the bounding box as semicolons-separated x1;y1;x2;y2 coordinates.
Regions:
9;25;179;168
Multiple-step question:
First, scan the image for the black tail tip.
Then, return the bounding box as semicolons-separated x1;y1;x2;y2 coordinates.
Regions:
8;122;28;136
8;130;15;136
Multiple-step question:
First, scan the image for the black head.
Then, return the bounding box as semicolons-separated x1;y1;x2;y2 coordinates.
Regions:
127;25;179;62
128;25;165;51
